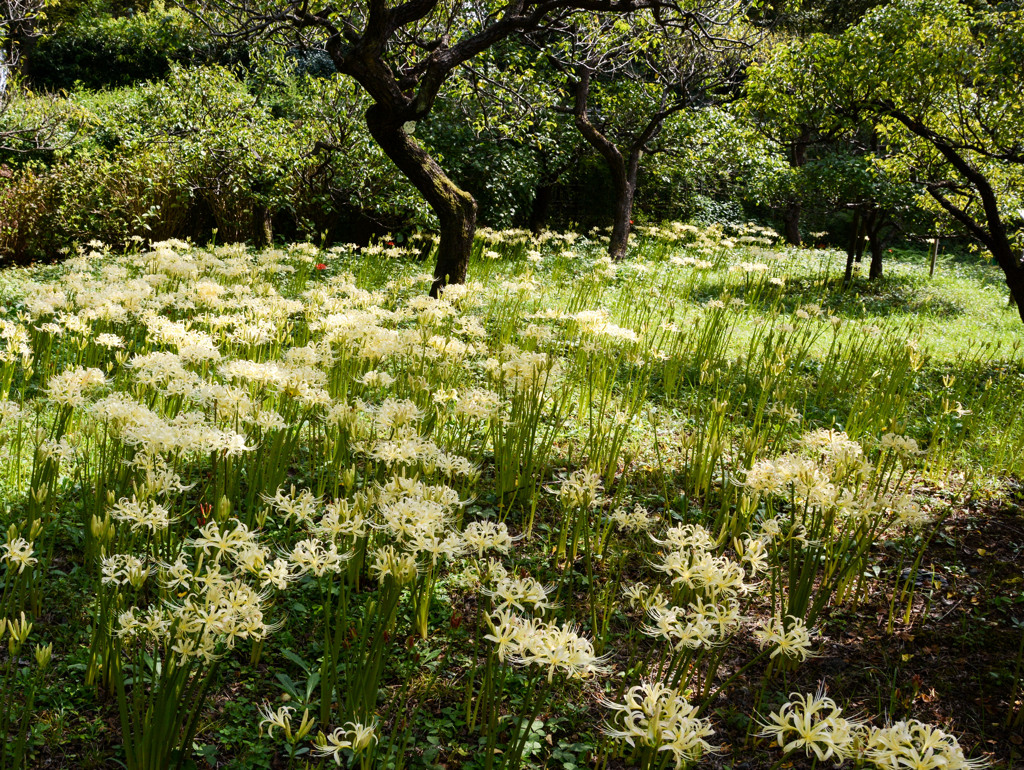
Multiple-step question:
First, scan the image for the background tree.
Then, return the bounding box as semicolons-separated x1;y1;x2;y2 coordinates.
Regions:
546;4;756;258
193;0;678;295
415;38;583;231
764;0;1024;319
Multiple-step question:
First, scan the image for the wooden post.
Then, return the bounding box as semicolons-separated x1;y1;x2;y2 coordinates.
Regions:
929;233;940;278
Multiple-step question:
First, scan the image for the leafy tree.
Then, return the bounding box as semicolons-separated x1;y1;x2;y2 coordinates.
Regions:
1;0;47;81
414;40;580;230
759;0;1024;319
744;39;926;280
546;4;755;258
802;147;926;283
741;34;832;246
28;4;209;90
193;0;679;295
0;61;424;260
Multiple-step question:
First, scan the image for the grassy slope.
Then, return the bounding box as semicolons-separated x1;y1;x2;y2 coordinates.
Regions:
0;231;1020;769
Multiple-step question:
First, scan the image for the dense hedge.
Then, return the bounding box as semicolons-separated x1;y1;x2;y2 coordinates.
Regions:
0;64;430;263
29;7;211;91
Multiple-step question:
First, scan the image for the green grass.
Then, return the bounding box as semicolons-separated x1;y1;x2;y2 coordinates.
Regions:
0;227;1018;770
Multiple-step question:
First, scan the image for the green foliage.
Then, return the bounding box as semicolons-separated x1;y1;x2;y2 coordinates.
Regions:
0;61;428;262
744;0;1024;254
30;3;210;90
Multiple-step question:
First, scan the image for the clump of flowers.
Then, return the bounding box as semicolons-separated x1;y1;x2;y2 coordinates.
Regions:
753;615;814;662
761;691;990;769
865;719;989;770
602;680;716;768
486;610;608;681
313;720;378;767
759;689;860;762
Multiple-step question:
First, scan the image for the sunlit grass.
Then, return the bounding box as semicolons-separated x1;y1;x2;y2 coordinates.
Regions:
0;227;1011;769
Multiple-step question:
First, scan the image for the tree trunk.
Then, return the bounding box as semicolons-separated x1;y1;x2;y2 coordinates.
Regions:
529;182;555;234
854;211;869;264
252;203;273;248
365;105;477;297
868;234;884;280
608;179;635;260
782;132;809;246
864;209;894;281
843;209;861;288
782;203;801;246
889;108;1024;324
992;241;1024;323
608;151;640;261
571;67;639;261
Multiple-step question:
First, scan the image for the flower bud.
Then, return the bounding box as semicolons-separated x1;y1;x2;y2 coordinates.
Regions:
294;709;316;741
216;496;232;523
8;612;32;655
34;642;52;670
91;513;114;544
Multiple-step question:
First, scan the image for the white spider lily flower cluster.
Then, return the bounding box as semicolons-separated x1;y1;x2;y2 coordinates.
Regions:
101;554;151;588
461;520;517;557
484;610;609;681
753;615;814;662
46;366;107;407
602;680;716;767
864;719;989;770
651;524;750;600
262;486;323;524
109;496;176;533
257;703;316;743
609;503;656;533
643;597;742;650
759;689;858;762
552;468;604;511
761;691;988;769
481;574;558;614
484;345;562;393
1;536;37;574
622;582;670;614
313;721;378;764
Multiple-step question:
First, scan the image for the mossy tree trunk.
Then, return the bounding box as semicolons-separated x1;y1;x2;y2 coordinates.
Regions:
365;105;476;296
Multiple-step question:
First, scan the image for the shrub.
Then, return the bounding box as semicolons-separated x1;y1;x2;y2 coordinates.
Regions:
30;4;208;91
0;63;429;261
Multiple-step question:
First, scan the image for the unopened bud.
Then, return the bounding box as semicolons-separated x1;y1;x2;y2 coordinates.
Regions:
90;513;110;541
294;709;316;741
216;496;232;522
342;466;356;492
34;642;52;670
8;612;32;654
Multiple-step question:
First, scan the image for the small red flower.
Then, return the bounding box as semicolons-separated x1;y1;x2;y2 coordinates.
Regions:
195;502;212;527
387;241;395;247
316;263;327;270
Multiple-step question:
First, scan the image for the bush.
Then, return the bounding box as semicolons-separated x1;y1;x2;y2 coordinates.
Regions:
30;4;208;91
0;62;430;262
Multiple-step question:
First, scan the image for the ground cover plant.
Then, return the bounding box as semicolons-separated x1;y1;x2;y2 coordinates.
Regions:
0;226;1020;769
